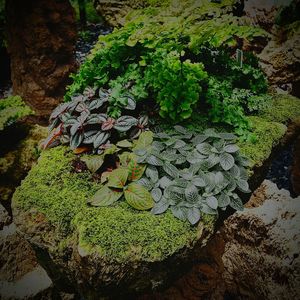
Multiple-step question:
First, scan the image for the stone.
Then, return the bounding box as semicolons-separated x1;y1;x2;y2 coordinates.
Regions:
0;222;53;299
222;180;300;299
0;124;48;203
5;0;77;119
291;134;300;196
93;0;150;27
0;204;11;230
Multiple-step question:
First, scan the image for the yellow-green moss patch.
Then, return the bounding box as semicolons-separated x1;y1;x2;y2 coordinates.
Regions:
0;96;33;131
13;146;202;262
238;116;286;167
259;94;300;124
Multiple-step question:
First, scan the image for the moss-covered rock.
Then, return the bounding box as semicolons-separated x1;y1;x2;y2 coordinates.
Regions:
12;146;215;296
0;96;33;131
12;97;300;297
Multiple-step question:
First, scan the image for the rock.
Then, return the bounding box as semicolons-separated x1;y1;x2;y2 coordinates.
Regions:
0;204;11;229
93;0;167;27
291;134;300;196
0;222;53;299
222;180;300;299
258;28;300;96
5;0;77;119
243;0;279;32
0;124;48;204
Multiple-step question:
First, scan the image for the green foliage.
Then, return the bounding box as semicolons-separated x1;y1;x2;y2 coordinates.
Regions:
0;96;33;131
69;0;102;23
88;132;153;210
43;87;149;152
65;0;269;134
134;126;250;224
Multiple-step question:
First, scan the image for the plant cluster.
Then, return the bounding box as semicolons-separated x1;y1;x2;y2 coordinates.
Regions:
65;0;269;135
81;128;250;225
85;131;155;210
133;126;250;224
0;95;33;131
43;87;149;153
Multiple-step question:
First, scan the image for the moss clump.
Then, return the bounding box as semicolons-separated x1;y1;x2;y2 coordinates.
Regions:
238;116;286;167
0;96;33;131
13;146;201;262
259;94;300;124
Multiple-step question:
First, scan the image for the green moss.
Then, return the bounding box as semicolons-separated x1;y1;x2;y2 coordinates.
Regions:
13;146;202;262
259;94;300;124
238;116;286;167
0;96;33;131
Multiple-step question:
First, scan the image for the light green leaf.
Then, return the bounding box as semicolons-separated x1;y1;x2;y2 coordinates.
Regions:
145;165;159;183
88;185;123;206
107;168;129;188
163;162;179;179
124;183;154;210
229;194;244;211
146;155;164;166
170;206;186;220
207;196;218;209
134;131;153;150
218;193;230;208
185;184;199;203
127;159;145;182
196;143;212;155
224;144;239;153
187;207;201;225
151;188;162;202
151;197;169;214
220;152;235;171
116;140;133;148
237;179;250;193
81;155;104;173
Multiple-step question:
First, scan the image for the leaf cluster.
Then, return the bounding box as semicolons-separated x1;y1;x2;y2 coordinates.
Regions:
87;132;154;210
64;0;269;134
43;87;149;152
134;126;250;224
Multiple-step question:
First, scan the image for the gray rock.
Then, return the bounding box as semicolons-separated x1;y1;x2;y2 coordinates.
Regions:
0;222;53;299
222;180;300;299
0;204;11;229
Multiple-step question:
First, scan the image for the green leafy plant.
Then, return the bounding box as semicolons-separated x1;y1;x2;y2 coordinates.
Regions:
65;0;270;134
134;126;250;224
88;155;154;211
42;86;149;153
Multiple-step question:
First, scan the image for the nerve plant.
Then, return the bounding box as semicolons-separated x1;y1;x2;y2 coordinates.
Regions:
42;87;149;153
134;127;250;224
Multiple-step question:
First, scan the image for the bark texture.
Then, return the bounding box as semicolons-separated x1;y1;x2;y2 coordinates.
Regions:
5;0;77;119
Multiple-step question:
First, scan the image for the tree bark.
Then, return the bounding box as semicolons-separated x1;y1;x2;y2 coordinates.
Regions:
5;0;77;121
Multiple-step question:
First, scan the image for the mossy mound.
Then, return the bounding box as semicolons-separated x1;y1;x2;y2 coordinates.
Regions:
0;96;33;131
13;146;205;262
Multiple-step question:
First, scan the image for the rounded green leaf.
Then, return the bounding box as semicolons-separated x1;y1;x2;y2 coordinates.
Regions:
220;152;235;171
88;185;123;207
196;143;212;155
151;197;169;214
107;168;129;188
207;196;218;209
224;144;239;153
187;207;201;225
127;159;146;182
151;188;163;202
124;183;154;210
81;156;104;173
